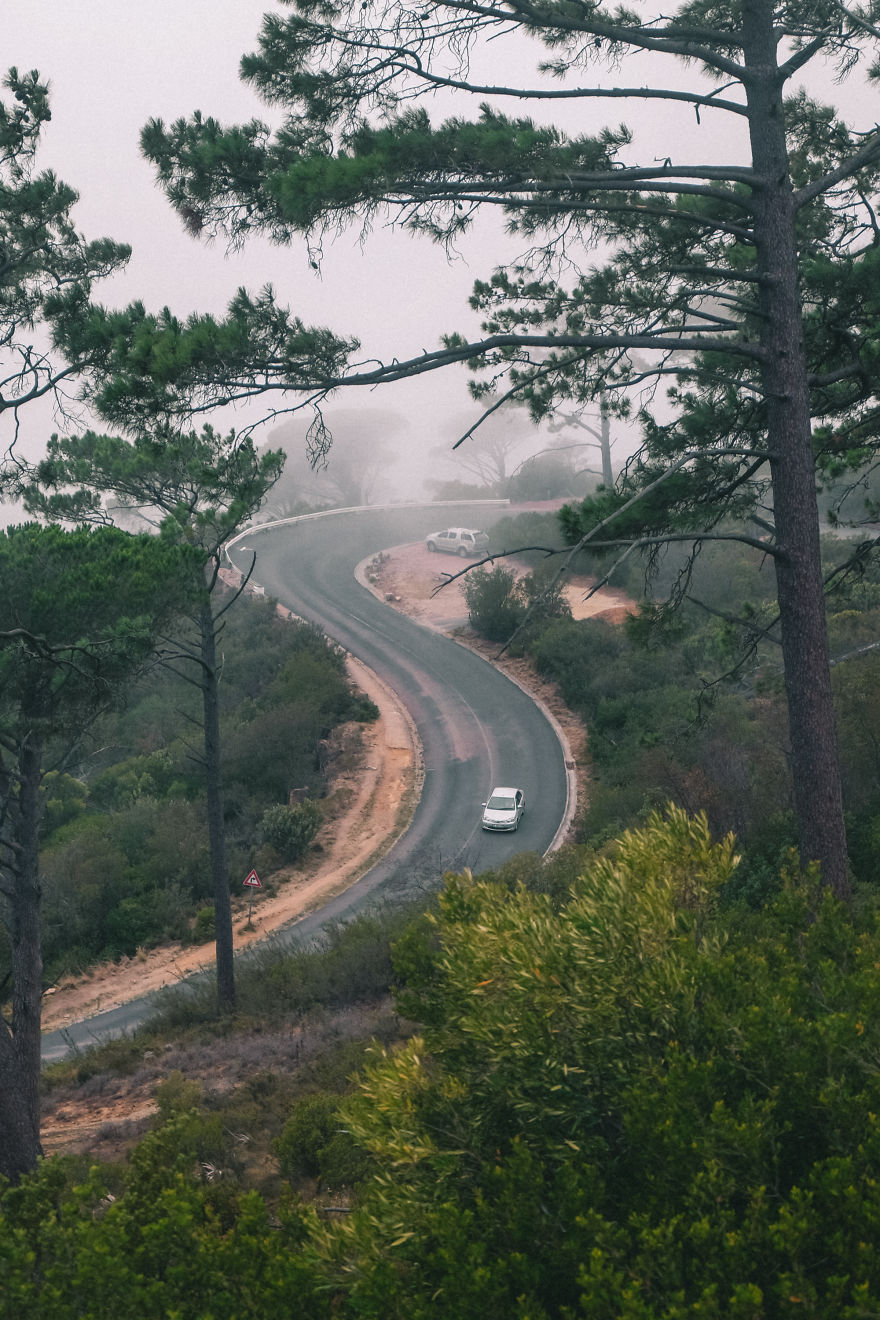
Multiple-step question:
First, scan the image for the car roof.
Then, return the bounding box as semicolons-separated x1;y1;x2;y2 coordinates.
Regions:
489;786;520;795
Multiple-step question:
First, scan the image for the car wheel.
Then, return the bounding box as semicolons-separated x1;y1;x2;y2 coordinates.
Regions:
458;546;468;558
427;541;437;552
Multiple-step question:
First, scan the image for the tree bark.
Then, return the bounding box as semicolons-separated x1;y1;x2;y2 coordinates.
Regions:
743;0;850;898
200;599;236;1012
0;737;45;1181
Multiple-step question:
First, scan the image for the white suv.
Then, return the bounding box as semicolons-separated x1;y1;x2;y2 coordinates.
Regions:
425;527;490;558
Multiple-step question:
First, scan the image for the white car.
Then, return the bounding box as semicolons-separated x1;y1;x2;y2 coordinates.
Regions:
425;527;490;558
481;786;525;832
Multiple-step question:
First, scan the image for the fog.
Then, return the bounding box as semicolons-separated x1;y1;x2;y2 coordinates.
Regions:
257;395;629;509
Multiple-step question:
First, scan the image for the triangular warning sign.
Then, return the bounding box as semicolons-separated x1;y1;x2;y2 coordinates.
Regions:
243;869;262;889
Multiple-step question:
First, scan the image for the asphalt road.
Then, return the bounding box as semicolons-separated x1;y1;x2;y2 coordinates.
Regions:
42;503;569;1061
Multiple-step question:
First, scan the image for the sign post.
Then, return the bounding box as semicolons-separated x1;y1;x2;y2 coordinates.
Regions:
243;868;261;928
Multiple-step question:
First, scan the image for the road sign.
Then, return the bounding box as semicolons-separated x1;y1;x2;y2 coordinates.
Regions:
243;869;262;889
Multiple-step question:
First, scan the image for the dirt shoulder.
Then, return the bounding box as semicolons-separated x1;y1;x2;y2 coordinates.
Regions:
365;540;634;630
40;656;419;1034
41;543;629;1037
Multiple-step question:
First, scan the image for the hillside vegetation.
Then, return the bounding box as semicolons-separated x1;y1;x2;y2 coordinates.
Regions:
0;595;377;985
473;512;880;900
8;809;880;1317
11;509;880;1315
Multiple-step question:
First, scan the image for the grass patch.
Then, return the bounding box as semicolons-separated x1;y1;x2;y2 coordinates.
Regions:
145;899;426;1031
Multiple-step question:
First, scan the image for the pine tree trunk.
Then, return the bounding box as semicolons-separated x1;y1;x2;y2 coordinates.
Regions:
0;737;45;1181
200;600;236;1013
743;0;850;899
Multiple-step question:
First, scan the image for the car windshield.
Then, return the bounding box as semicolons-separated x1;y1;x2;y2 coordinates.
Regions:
487;795;515;811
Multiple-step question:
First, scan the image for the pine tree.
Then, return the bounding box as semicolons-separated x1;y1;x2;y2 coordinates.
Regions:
125;1;880;897
0;68;129;465
24;426;285;1015
0;525;192;1180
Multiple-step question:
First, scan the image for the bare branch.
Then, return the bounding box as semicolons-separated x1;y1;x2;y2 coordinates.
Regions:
795;128;880;210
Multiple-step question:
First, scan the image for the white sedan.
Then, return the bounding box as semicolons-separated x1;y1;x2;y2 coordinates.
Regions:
481;786;525;831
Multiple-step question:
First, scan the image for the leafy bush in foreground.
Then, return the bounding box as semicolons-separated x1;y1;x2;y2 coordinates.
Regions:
333;809;880;1317
11;811;880;1317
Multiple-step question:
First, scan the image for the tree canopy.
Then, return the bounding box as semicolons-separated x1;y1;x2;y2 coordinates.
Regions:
0;68;129;464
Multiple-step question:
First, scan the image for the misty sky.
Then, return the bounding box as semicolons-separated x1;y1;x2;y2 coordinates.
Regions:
5;0;518;483
4;3;875;497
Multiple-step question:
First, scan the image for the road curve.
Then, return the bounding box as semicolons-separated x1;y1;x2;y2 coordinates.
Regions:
42;503;569;1061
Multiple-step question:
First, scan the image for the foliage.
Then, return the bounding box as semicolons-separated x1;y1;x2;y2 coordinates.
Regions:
27;598;378;975
0;68;129;467
0;1130;323;1319
463;561;570;646
275;1092;339;1178
148;901;420;1029
23;422;292;1015
0;523;193;738
39;799;210;970
25;424;283;548
12;815;880;1313
260;800;322;863
48;285;356;433
462;564;526;642
0;523;195;1180
322;814;880;1317
38;773;88;839
274;1092;370;1186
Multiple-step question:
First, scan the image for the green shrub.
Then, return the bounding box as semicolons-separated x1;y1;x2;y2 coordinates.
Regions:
23;595;386;988
274;1093;339;1178
275;1093;370;1187
38;771;88;840
315;1129;372;1188
154;1069;204;1121
193;906;215;941
148;904;420;1029
259;800;321;862
463;564;527;642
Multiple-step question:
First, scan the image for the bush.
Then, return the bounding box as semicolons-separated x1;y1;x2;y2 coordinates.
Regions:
259;800;322;863
192;906;216;941
274;1093;339;1178
326;816;880;1317
154;1069;204;1121
462;565;527;642
275;1093;369;1187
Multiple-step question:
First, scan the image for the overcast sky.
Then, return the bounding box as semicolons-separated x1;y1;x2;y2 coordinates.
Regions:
4;3;875;495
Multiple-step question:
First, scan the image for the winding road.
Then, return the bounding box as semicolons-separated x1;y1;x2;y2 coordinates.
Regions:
42;503;570;1060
